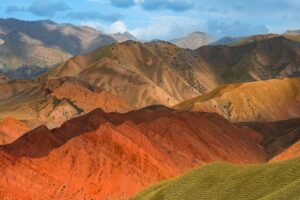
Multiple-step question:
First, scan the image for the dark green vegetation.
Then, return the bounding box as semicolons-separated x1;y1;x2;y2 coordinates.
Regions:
132;158;300;200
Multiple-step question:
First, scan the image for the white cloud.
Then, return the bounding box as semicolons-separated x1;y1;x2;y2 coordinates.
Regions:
130;16;205;40
107;20;128;33
80;20;128;34
80;16;206;40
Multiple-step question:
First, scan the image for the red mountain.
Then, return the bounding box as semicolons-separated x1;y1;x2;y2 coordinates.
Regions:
0;107;265;199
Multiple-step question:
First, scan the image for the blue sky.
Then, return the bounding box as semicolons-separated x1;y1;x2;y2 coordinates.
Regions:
1;0;300;40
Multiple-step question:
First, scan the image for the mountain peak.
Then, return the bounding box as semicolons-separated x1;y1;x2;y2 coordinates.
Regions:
171;31;213;49
189;31;208;36
109;31;138;42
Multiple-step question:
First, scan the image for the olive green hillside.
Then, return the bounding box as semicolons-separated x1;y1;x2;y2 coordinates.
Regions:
132;157;300;200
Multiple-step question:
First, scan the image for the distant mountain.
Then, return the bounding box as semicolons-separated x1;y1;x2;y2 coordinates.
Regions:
0;18;117;55
171;32;214;49
216;33;300;46
229;34;280;46
109;31;138;42
284;29;300;35
195;36;300;83
210;36;241;45
1;36;300;133
0;18;139;79
0;31;71;79
1;66;48;80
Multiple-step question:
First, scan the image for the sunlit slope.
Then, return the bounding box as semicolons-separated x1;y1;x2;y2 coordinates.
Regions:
132;157;300;200
48;40;222;107
175;78;300;122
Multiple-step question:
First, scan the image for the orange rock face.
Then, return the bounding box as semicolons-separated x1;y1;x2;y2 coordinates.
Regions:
0;117;29;144
0;107;266;199
50;80;131;113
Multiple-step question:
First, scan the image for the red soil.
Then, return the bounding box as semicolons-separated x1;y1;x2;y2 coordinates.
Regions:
0;117;29;144
0;107;266;199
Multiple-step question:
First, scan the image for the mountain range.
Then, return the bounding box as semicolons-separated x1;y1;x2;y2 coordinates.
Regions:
0;18;300;200
0;18;136;80
170;32;213;49
0;35;299;140
0;106;265;199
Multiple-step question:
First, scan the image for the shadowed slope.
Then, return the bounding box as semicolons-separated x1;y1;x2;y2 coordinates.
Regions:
0;107;265;199
241;118;300;159
195;36;300;82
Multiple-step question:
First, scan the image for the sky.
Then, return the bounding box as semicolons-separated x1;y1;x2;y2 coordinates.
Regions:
1;0;300;40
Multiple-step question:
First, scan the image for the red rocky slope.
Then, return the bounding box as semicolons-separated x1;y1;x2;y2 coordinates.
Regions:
0;106;266;199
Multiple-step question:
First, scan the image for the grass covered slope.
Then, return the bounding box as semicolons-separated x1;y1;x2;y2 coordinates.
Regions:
132;158;300;200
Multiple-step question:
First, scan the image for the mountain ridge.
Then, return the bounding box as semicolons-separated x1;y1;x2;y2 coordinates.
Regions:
0;106;265;199
171;31;213;49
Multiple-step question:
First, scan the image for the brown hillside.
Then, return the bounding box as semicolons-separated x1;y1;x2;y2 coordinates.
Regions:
0;78;131;138
48;41;214;107
175;78;300;122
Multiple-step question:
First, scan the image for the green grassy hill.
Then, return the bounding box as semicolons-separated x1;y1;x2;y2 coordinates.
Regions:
131;158;300;200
